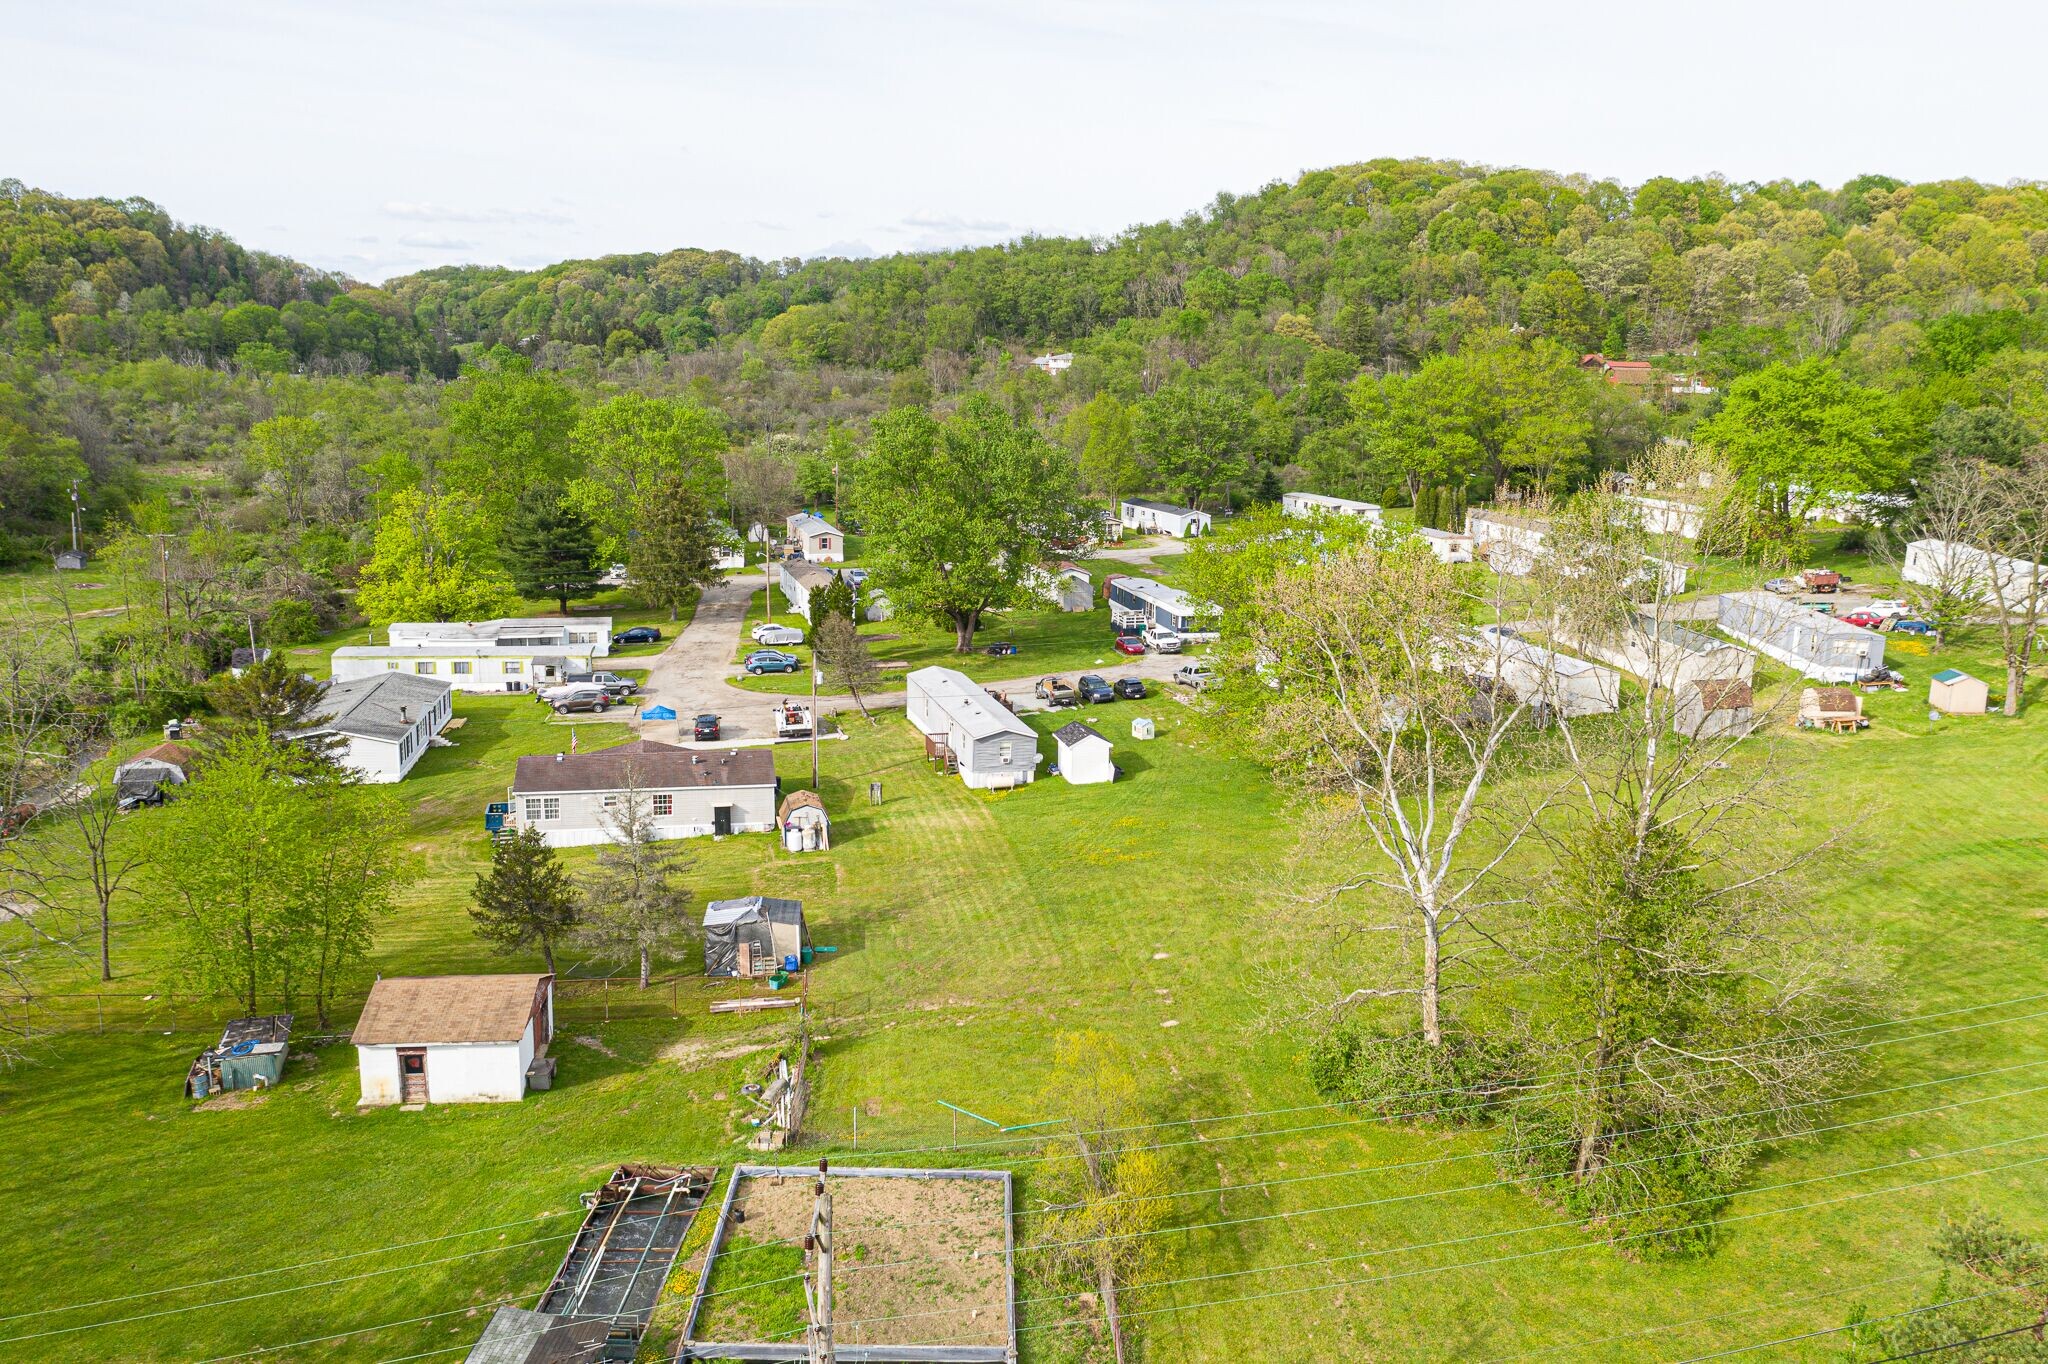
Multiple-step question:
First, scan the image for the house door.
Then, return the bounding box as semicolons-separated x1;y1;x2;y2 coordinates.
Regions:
714;805;733;836
398;1049;428;1103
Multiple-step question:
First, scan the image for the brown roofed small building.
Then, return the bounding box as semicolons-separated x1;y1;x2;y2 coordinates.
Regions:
507;740;779;848
353;974;554;1105
1580;353;1657;386
778;789;830;852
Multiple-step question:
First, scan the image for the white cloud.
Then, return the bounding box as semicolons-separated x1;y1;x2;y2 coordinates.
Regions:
381;201;573;227
396;232;480;251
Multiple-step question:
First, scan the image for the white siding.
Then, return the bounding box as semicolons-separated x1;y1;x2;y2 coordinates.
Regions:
1056;737;1116;785
509;784;779;847
357;1044;402;1104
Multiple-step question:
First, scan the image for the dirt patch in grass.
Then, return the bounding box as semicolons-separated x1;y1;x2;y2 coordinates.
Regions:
194;1089;269;1112
694;1172;1008;1348
660;1037;776;1069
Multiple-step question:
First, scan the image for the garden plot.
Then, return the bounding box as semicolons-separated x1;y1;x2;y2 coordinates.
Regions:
683;1165;1013;1361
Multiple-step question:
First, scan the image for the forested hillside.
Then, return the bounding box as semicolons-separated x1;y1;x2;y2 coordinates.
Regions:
3;156;2046;612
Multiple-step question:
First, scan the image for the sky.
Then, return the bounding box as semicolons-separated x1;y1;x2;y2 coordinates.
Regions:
6;0;2043;284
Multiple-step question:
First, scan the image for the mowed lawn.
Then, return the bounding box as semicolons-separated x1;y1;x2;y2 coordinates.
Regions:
2;622;2047;1361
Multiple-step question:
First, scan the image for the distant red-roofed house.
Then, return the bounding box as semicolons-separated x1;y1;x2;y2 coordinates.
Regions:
1579;353;1656;386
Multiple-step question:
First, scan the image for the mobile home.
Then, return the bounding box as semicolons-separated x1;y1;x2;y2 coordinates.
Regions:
1715;591;1885;683
903;667;1040;789
1282;491;1383;523
1104;575;1218;641
290;672;453;783
506;741;779;848
1903;538;2042;612
1120;499;1212;538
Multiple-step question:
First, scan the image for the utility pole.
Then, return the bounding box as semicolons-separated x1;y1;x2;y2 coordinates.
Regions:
810;654;821;790
802;1158;834;1364
67;480;82;556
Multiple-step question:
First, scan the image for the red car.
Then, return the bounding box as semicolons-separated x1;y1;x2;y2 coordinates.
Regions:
1841;610;1886;629
1112;635;1146;656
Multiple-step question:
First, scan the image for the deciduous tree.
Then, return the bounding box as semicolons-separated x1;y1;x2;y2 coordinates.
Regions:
578;773;695;988
356;487;515;625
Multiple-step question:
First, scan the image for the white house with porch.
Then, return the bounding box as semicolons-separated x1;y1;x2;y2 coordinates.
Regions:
786;513;845;563
290;672;453;783
904;667;1040;789
353;974;554;1105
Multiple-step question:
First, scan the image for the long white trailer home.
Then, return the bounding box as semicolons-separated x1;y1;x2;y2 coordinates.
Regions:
1281;491;1383;523
1104;575;1218;641
330;644;595;692
1903;538;2042;612
1468;631;1621;719
1465;509;1548;575
1716;591;1884;682
1561;613;1755;694
388;617;612;657
1619;493;1706;539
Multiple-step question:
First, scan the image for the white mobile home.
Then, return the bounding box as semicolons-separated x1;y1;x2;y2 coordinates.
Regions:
1120;499;1212;538
1413;526;1475;563
779;561;838;620
1716;591;1885;682
507;740;778;848
1282;491;1383;523
1104;576;1218;641
903;667;1039;789
1562;612;1755;694
291;672;453;783
387;617;612;657
1469;631;1622;719
1903;538;2042;612
353;974;554;1105
786;513;845;563
1619;493;1706;540
1466;510;1549;576
1052;721;1116;785
329;643;595;692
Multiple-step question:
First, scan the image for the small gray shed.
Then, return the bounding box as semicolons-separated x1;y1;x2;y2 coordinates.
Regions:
703;896;807;978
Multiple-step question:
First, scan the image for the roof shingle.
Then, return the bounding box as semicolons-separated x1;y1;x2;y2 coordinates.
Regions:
510;740;776;795
351;974;550;1046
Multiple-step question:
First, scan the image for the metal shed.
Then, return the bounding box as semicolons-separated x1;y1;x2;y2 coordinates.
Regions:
185;1014;293;1098
1930;668;1989;716
704;896;807;978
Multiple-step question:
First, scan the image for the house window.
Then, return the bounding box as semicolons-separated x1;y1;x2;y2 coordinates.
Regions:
385;661;400;671
652;793;674;817
998;741;1013;765
525;797;559;821
602;793;619;810
451;661;472;675
503;660;523;675
415;662;436;675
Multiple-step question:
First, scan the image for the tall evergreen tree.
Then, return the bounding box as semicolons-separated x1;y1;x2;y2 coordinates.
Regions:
504;488;600;614
629;474;720;622
470;827;579;973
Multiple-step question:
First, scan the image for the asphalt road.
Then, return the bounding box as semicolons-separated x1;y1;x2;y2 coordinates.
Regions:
626;575;1191;745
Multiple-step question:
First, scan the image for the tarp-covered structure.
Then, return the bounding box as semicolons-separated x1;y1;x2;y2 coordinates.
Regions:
703;896;806;978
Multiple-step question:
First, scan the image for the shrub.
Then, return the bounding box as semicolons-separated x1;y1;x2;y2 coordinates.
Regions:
264;599;322;646
1304;1022;1525;1126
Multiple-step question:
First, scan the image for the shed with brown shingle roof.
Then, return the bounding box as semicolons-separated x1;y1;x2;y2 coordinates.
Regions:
352;974;555;1105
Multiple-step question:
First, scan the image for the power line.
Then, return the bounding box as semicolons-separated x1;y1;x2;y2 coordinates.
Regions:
838;1142;2048;1348
696;1007;2048;1261
1664;1277;2048;1362
697;1062;2048;1308
766;1134;2048;1343
1863;1318;2048;1361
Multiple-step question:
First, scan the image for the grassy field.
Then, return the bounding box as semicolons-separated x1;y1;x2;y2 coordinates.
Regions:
2;536;2046;1362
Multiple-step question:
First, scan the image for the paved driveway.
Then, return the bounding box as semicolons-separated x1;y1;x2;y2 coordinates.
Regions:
628;577;1193;744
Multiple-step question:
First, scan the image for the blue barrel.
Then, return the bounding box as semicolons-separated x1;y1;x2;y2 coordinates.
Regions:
782;954;800;972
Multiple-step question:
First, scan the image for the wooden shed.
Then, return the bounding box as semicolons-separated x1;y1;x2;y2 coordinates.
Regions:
1675;679;1754;741
1929;668;1989;716
778;790;830;852
1798;687;1865;732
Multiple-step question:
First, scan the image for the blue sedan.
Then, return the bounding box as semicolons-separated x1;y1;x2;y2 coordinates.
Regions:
744;649;803;675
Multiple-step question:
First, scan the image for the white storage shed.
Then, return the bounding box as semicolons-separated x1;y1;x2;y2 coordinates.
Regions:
1052;721;1116;785
353;974;554;1105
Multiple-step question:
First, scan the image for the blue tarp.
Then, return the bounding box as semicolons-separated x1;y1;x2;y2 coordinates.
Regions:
639;705;678;720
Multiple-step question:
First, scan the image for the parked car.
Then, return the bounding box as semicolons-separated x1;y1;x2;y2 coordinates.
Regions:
744;649;803;675
597;562;628;587
752;625;805;647
550;685;612;715
1173;662;1216;692
984;640;1018;657
563;669;639;696
613;626;662;646
1801;601;1836;614
1764;577;1801;595
750;621;791;642
1076;674;1115;704
1112;635;1147;656
1892;619;1938;636
1146;629;1184;654
693;713;721;741
1841;610;1886;629
1113;677;1147;700
1867;598;1909;616
1034;676;1078;707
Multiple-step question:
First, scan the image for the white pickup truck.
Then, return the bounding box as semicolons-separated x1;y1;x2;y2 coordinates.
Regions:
1173;662;1216;692
774;700;815;739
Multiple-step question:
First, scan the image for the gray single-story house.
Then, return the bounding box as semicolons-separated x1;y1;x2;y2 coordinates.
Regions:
904;666;1039;789
703;896;807;978
507;740;779;847
1716;591;1884;683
